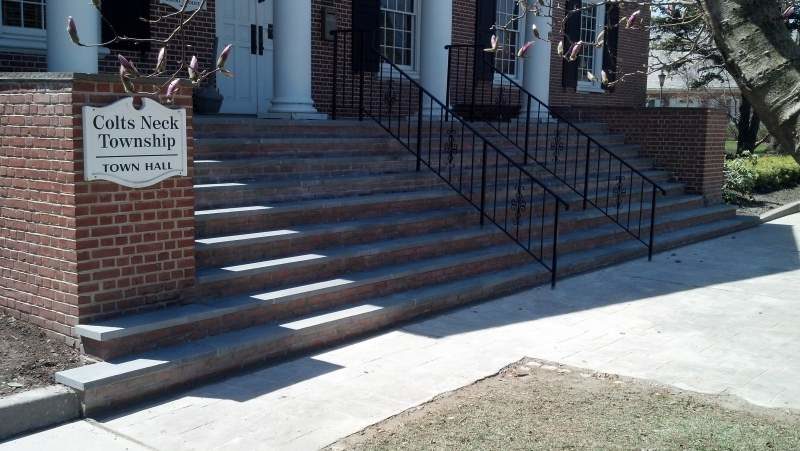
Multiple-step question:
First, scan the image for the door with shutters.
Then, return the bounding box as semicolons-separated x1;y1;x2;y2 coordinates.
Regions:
216;0;273;114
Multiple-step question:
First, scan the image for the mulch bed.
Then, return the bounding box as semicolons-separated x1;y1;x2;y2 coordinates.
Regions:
735;185;800;217
0;312;82;398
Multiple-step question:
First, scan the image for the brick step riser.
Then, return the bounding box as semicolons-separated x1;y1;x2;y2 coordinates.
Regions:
194;161;418;184
194;141;406;159
84;250;535;360
79;217;756;412
195;232;515;301
196;209;478;267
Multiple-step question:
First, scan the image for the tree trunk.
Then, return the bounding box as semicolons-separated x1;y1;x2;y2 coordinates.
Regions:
737;97;761;154
699;0;800;164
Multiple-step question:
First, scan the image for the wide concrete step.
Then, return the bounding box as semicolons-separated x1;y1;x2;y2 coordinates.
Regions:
193;118;391;139
195;137;407;160
58;214;758;414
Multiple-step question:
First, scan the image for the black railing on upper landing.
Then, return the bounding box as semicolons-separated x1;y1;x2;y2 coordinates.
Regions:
445;45;667;260
332;29;570;287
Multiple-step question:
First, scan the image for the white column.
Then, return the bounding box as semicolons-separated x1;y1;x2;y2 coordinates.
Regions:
419;0;452;108
47;0;99;73
267;0;323;119
523;11;552;118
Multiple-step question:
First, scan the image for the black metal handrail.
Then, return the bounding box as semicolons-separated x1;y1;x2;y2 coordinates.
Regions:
445;44;667;260
332;29;570;287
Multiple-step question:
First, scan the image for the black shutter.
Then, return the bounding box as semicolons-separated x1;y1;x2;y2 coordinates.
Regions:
561;0;581;89
603;5;620;90
474;0;497;81
351;0;380;73
101;1;151;52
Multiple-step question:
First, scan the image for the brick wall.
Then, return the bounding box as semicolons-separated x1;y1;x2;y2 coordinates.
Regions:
0;50;47;72
558;106;727;204
0;73;195;344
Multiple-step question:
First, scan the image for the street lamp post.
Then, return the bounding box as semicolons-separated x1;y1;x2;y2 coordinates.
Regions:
658;71;667;106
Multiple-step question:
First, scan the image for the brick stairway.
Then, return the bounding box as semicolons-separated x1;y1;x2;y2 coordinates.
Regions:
56;117;758;413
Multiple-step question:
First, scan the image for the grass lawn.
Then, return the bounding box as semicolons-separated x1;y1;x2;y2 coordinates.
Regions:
330;359;800;450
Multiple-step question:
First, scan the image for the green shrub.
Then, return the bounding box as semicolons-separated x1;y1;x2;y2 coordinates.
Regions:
723;154;758;202
751;155;800;193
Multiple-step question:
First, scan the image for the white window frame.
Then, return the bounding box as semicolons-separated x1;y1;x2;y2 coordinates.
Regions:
493;0;524;84
576;0;605;93
0;0;47;51
379;0;420;79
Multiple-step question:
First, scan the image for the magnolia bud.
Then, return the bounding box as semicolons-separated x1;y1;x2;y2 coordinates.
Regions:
156;47;167;73
586;71;596;82
557;40;564;56
531;24;541;40
188;55;200;82
216;44;233;69
784;6;796;19
166;78;181;99
626;10;641;28
484;34;502;53
118;54;140;78
517;41;534;58
119;65;134;93
595;30;606;48
568;41;583;61
67;17;80;45
601;70;609;86
92;0;101;10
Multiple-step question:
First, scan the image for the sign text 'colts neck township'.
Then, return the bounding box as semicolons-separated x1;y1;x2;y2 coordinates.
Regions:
83;97;188;188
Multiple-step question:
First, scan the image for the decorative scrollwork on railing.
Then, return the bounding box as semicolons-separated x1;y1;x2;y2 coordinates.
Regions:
510;183;528;226
550;133;565;162
384;85;397;107
446;127;459;167
612;175;627;211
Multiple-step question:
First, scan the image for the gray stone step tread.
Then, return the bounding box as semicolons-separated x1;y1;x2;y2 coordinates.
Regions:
195;225;503;282
195;154;416;166
75;243;527;343
58;262;546;391
195;206;474;248
196;136;396;146
194;188;460;219
561;194;702;223
193;171;436;190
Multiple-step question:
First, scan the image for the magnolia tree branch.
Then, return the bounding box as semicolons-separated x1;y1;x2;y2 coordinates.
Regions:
66;0;233;102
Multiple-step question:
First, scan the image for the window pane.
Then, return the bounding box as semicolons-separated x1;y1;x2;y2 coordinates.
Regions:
495;0;521;77
2;0;22;27
23;1;43;28
379;1;415;67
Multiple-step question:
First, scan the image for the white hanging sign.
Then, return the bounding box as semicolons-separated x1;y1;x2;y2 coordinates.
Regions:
82;97;188;189
159;0;207;12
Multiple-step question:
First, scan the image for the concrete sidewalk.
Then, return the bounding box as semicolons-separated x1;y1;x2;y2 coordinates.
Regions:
4;214;799;451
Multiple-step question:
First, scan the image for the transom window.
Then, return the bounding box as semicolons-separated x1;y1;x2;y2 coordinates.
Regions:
578;1;605;90
495;0;521;78
379;0;416;69
1;0;45;30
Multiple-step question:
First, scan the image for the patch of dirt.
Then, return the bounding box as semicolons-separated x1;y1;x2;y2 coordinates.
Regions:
330;359;800;450
736;185;800;217
0;312;82;398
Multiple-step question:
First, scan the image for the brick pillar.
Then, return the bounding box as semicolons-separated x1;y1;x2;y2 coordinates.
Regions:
0;73;195;345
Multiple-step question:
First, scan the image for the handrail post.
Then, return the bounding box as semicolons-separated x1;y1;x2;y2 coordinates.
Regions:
480;141;488;226
470;51;478;121
648;188;657;261
551;201;560;288
416;88;423;172
524;96;531;165
358;32;365;121
583;139;591;210
445;46;452;123
332;31;338;120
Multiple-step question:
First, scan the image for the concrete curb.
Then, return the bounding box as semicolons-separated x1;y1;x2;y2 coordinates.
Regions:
760;201;800;223
0;385;80;441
